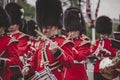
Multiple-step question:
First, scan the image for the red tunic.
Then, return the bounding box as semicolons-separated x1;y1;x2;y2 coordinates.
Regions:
8;31;30;66
91;39;117;73
29;35;74;80
0;35;22;80
65;35;91;80
9;31;29;56
26;39;40;63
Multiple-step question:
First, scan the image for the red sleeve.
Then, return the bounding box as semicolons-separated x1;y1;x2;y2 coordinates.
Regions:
28;49;38;72
17;37;29;56
110;47;116;57
57;43;74;68
6;42;23;68
74;44;90;62
90;41;99;55
106;40;117;57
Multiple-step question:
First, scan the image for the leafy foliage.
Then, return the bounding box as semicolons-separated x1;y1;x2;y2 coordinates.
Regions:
18;0;35;20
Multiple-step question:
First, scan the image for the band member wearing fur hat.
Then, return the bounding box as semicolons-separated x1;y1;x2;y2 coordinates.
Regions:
36;0;62;30
64;7;86;35
90;15;117;80
0;6;23;80
24;20;39;64
5;2;23;27
22;0;74;80
26;20;38;38
5;2;30;66
64;7;91;80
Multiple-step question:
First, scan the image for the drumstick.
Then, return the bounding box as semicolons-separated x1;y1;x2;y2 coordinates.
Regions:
35;29;72;47
35;29;63;51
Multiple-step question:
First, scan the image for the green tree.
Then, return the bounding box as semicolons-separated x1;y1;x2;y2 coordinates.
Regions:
0;0;3;6
18;0;35;20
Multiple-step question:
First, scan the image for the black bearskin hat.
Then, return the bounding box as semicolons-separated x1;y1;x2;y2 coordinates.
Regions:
64;7;86;34
96;15;112;35
26;20;37;37
20;19;27;33
5;2;23;26
0;6;10;28
36;0;63;29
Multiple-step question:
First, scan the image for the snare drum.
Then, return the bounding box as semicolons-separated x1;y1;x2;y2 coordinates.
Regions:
99;57;119;80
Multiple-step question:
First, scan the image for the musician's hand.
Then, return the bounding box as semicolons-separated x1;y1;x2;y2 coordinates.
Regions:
101;50;106;56
91;41;96;46
22;66;30;75
101;49;111;55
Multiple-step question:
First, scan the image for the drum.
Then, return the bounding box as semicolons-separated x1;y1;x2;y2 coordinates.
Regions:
99;57;119;80
27;67;57;80
112;55;120;72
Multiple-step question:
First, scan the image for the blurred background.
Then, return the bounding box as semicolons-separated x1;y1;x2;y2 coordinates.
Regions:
0;0;120;39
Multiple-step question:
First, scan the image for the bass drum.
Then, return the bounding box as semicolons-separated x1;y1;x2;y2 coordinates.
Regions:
99;57;119;80
112;55;120;72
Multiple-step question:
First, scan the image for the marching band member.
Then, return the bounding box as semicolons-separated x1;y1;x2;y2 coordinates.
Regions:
64;7;91;80
116;24;120;71
91;15;117;80
22;0;74;80
0;6;22;80
5;2;30;66
25;20;40;63
26;20;38;39
111;24;120;78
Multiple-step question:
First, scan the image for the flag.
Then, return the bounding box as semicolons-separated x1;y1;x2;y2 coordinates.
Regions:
95;0;100;18
86;0;92;22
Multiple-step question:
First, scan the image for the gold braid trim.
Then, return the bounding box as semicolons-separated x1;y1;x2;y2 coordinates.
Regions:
18;32;29;40
79;34;91;47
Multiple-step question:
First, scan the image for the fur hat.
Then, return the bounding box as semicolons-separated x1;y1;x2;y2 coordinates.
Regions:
26;20;37;37
96;15;112;35
64;7;86;34
36;0;62;29
5;2;23;26
0;6;10;28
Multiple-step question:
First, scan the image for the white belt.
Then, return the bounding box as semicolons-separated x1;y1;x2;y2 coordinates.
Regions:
74;60;86;64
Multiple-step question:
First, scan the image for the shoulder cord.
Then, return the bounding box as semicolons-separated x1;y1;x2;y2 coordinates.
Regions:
92;40;104;57
42;41;49;68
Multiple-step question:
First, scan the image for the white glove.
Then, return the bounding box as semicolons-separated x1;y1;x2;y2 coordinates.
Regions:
49;41;58;50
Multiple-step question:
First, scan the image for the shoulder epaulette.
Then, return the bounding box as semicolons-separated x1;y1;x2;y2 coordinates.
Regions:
8;36;18;46
18;32;29;40
79;34;91;47
60;36;74;47
0;36;18;57
81;34;90;40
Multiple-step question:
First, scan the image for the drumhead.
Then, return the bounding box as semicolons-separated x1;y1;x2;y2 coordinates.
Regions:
99;57;119;80
99;57;112;69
